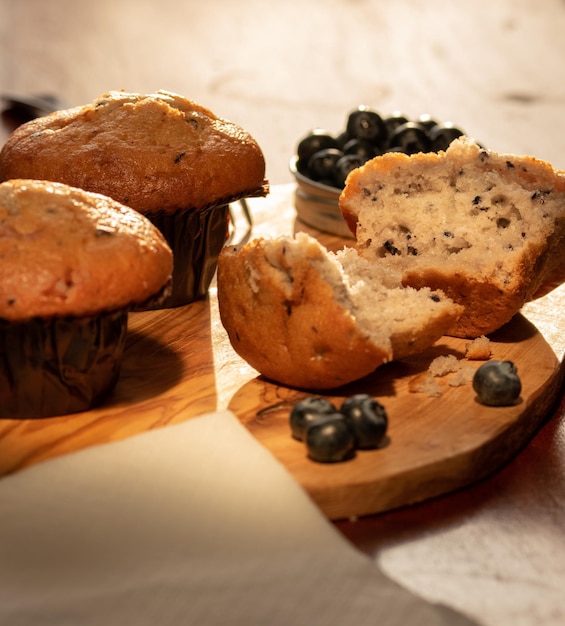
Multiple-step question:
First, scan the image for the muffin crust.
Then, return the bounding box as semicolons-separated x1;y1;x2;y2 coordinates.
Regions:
0;90;268;214
0;179;173;320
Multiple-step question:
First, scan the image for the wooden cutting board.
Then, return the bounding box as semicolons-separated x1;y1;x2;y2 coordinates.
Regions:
229;313;564;520
0;187;563;521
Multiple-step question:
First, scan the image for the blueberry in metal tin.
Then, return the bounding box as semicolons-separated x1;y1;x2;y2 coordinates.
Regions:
340;394;388;449
346;106;387;147
472;360;522;406
383;112;410;137
342;138;379;160
335;130;352;150
417;113;440;131
333;153;367;188
307;148;343;184
305;414;356;463
297;130;338;172
429;122;465;152
289;396;338;441
387;121;432;154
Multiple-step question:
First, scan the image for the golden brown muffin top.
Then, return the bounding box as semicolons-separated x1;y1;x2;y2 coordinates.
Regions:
0;90;268;214
0;179;173;320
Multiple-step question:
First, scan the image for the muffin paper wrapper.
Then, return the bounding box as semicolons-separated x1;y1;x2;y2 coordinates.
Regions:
144;182;268;308
146;203;230;308
0;311;128;419
192;182;270;212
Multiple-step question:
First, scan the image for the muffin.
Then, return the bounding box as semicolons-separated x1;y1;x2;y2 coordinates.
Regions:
0;90;269;307
217;233;462;390
340;137;565;337
0;179;173;418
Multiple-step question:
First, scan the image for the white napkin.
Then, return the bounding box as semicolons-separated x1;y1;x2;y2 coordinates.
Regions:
0;410;477;626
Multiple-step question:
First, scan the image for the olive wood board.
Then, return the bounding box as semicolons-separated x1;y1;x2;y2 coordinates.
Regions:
0;188;563;521
229;313;564;520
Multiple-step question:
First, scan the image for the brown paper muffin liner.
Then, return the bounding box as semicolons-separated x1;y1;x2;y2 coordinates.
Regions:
145;203;230;308
0;310;128;419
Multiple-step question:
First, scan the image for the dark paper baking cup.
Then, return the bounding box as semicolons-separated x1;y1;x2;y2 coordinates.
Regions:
0;310;128;419
145;204;230;308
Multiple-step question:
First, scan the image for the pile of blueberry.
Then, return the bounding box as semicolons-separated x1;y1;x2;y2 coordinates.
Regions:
290;394;388;463
295;106;467;190
287;361;521;464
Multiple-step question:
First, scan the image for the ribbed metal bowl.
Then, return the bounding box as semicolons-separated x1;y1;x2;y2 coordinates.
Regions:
290;156;353;238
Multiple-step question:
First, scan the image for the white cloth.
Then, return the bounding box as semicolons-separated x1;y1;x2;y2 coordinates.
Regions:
0;410;477;625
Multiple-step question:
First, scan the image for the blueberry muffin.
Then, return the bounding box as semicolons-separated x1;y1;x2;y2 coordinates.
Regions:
340;137;565;337
217;233;462;390
0;179;173;418
0;90;268;306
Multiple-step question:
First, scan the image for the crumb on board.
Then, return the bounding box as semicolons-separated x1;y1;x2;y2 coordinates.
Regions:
448;362;476;387
409;348;483;398
428;354;461;377
408;371;442;397
465;335;492;360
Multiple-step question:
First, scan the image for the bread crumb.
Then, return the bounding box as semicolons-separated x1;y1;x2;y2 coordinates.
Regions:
428;354;461;377
449;362;476;387
408;371;442;397
410;353;477;397
465;335;492;360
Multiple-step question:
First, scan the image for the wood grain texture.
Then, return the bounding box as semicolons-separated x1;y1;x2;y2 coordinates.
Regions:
230;314;563;519
0;303;218;475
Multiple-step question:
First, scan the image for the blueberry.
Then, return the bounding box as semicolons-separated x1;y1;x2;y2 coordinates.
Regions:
333;153;366;188
289;396;338;441
340;394;388;449
429;122;465;152
387;121;432;154
346;106;387;147
305;414;356;463
417;113;440;131
335;130;353;150
307;148;343;185
472;360;522;406
295;110;478;186
342;137;378;160
383;112;410;138
296;130;338;172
